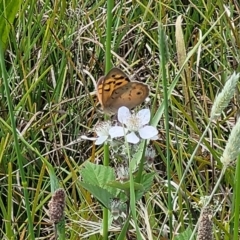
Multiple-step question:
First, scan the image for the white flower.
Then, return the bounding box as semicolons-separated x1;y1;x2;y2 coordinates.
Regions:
81;121;112;145
94;121;113;145
109;106;158;144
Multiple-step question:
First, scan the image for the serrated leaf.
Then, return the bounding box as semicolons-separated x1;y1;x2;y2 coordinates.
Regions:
130;143;145;171
80;161;115;186
141;172;155;190
174;227;193;240
136;172;155;200
80;161;118;195
79;182;115;209
107;180;144;192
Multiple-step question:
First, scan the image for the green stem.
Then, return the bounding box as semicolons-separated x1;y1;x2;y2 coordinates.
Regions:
105;0;113;73
102;0;114;239
0;40;35;239
233;155;240;240
158;23;172;237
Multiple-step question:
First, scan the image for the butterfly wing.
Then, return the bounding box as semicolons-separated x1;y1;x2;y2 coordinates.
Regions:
106;81;149;113
97;68;149;115
97;68;130;109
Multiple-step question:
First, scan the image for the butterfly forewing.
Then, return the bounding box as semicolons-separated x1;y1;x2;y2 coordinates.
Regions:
97;68;130;107
105;68;130;93
97;67;149;115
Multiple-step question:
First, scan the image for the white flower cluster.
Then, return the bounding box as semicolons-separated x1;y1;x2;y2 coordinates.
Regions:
82;106;158;145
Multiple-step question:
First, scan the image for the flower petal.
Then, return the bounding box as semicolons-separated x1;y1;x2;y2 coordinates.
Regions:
139;126;158;139
126;132;140;144
81;135;97;141
136;109;150;125
150;134;159;140
95;135;108;145
109;126;127;138
96;130;107;137
95;121;111;136
118;106;131;124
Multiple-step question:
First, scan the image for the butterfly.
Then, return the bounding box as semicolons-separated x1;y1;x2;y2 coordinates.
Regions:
96;67;150;115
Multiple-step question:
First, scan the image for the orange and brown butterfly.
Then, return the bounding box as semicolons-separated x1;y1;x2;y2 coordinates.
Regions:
96;67;149;115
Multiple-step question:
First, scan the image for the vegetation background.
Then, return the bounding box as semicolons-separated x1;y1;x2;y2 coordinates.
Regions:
0;0;240;239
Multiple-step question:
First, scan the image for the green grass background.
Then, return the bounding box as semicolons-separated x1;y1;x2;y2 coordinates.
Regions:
0;0;240;239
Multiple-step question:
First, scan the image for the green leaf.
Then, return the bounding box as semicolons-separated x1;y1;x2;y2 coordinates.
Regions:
80;161;117;195
136;172;155;200
81;161;115;185
174;227;193;240
79;182;115;209
107;180;144;192
130;142;145;171
0;0;22;49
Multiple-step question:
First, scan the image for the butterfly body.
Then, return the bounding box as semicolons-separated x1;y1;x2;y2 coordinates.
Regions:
97;68;149;115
